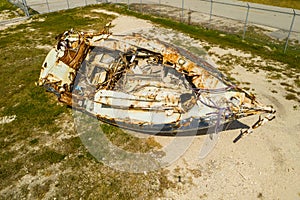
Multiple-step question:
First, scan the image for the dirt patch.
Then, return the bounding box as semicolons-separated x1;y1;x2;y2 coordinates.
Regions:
107;14;300;199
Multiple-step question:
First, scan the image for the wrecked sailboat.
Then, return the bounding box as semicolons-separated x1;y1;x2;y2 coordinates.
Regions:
37;24;275;141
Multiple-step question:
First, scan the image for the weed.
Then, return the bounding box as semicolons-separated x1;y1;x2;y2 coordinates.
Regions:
242;82;251;85
262;65;281;72
267;73;282;80
200;193;208;199
203;45;211;51
285;93;298;101
189;168;202;178
257;192;263;198
29;138;39;145
285;87;297;94
280;82;292;87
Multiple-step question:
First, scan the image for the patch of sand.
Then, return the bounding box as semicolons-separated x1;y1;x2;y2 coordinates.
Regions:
108;14;300;199
111;15;153;34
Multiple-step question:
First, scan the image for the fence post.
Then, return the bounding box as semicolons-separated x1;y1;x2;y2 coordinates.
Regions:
209;0;213;25
243;3;250;40
140;0;142;13
181;0;184;22
284;9;296;53
21;0;30;16
127;0;129;10
85;0;87;6
66;0;70;9
188;9;192;25
46;0;50;12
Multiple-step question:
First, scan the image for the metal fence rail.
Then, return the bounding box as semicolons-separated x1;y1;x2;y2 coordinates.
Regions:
7;0;300;53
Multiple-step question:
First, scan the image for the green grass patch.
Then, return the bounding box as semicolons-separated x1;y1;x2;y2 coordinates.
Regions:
0;161;23;181
240;0;300;10
101;123;162;153
0;0;19;11
31;148;66;164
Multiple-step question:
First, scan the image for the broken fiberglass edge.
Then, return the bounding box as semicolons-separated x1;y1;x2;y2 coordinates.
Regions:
37;24;276;142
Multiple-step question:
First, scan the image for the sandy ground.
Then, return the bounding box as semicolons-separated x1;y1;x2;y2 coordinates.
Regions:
92;9;300;199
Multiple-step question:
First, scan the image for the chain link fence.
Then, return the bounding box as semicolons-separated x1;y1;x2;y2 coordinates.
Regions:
6;0;300;53
126;0;299;53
